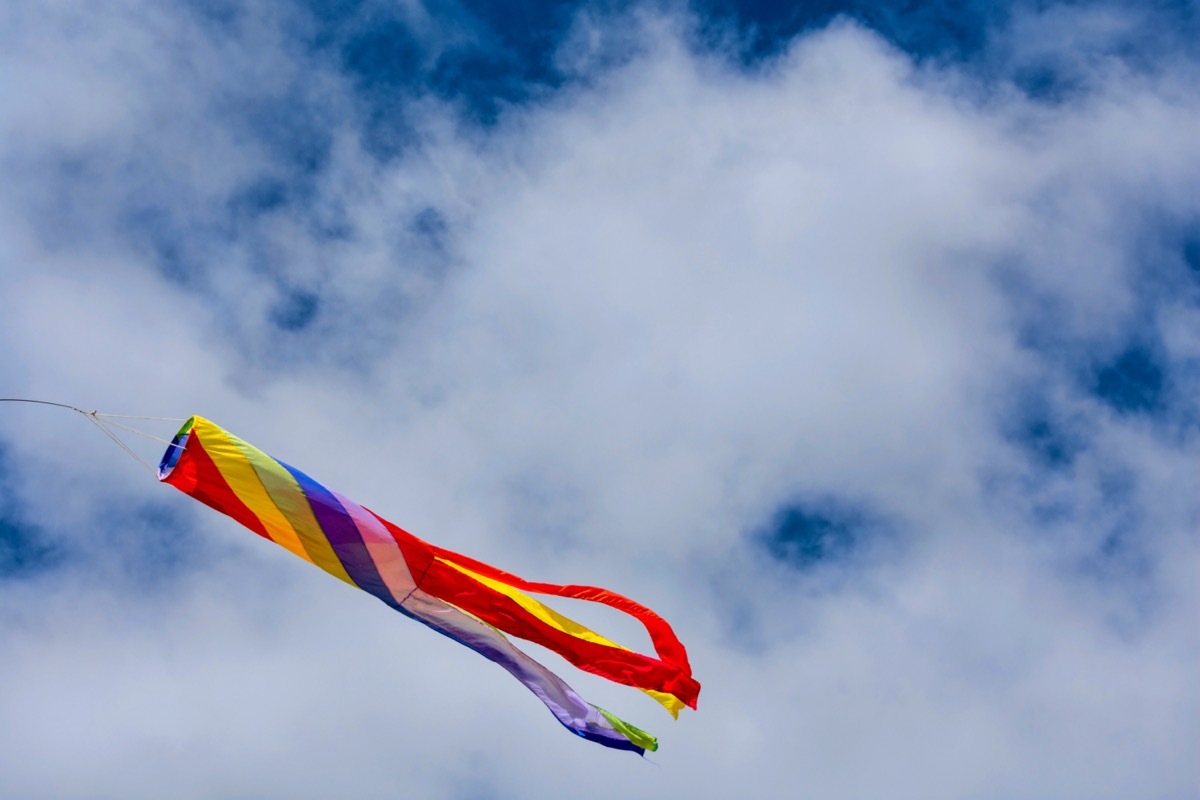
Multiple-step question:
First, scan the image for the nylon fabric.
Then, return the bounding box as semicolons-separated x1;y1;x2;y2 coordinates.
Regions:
157;415;699;753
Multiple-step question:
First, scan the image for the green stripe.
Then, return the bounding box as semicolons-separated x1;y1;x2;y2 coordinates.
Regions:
596;707;658;752
198;419;356;587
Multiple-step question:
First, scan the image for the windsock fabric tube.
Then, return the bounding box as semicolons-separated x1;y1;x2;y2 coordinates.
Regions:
158;416;699;754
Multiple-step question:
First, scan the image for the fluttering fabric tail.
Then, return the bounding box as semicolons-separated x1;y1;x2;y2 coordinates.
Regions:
158;416;699;753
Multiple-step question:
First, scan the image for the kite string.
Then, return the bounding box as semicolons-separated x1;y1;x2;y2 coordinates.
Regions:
85;415;157;475
0;398;90;414
91;416;183;447
0;398;180;474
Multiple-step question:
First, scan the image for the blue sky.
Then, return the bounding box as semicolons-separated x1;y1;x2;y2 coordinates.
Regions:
1;1;1198;797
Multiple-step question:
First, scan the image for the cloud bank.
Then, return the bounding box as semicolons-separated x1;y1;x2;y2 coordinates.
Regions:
1;1;1197;797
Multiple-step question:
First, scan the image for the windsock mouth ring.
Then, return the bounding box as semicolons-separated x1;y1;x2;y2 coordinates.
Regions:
157;416;196;480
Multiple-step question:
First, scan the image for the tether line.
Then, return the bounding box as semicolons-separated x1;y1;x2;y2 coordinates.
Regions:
93;413;186;422
0;397;182;473
86;415;157;474
89;416;182;447
0;399;90;414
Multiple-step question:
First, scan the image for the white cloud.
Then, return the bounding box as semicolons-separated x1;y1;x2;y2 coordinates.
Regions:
0;2;1197;798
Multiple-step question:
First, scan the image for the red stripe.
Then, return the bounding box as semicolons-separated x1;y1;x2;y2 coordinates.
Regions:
418;558;702;704
161;431;271;541
427;544;694;676
368;510;700;708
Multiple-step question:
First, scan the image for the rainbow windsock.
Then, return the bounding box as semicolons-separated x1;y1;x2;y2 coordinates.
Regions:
158;416;699;754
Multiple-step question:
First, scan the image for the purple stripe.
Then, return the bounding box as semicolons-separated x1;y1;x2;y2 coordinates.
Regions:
281;462;394;605
277;461;642;752
400;589;645;753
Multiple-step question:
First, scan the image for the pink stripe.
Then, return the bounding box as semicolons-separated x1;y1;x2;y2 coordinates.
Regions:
331;489;418;602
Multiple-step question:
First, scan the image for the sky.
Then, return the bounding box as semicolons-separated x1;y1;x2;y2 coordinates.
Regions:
1;0;1198;797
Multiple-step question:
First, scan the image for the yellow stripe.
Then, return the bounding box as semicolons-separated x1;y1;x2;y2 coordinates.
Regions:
196;422;315;564
438;557;685;717
193;418;355;587
642;689;683;717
